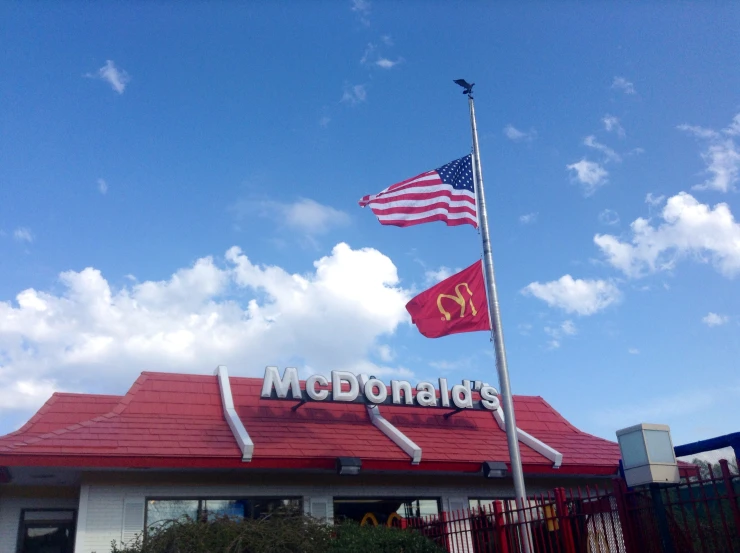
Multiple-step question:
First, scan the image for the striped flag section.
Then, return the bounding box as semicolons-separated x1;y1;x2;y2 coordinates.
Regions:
358;154;477;228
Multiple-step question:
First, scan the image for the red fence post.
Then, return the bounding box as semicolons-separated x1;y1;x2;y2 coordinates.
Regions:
555;487;576;553
493;500;509;553
720;458;740;545
439;510;450;553
612;477;636;553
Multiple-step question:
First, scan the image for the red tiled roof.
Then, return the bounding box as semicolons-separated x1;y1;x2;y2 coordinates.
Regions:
0;371;622;475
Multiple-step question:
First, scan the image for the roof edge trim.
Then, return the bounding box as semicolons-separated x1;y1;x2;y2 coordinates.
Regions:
214;366;254;462
359;374;422;464
493;407;563;469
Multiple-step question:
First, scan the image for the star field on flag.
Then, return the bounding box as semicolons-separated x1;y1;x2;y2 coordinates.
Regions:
358;154;477;228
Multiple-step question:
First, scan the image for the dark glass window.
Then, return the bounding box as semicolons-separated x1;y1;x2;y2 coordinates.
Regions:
333;498;440;526
145;497;302;533
17;510;76;553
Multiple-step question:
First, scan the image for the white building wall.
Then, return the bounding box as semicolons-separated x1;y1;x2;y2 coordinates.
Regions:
76;476;584;553
0;494;78;553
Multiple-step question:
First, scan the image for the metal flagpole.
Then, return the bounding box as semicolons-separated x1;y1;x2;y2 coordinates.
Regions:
456;79;531;552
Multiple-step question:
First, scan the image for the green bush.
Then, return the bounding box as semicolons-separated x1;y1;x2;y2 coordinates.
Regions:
111;514;447;553
330;520;446;553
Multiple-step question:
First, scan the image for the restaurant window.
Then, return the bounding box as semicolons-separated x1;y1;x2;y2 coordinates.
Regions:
333;498;440;527
469;498;515;512
145;498;301;532
17;509;76;553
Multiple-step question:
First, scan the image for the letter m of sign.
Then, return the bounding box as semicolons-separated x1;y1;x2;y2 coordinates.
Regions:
261;366;301;399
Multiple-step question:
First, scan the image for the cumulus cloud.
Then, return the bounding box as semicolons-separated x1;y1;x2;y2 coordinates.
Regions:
603;115;625;138
424;266;457;285
598;209;620;226
612;76;636;95
522;275;621;315
0;243;412;422
678;113;740;192
594;192;740;278
702;312;729;327
566;159;608;196
519;212;538;225
504;125;537;142
232;198;350;236
341;84;367;105
86;60;130;94
13;227;33;243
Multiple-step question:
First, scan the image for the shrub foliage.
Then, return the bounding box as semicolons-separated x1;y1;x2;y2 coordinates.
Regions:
111;514;446;553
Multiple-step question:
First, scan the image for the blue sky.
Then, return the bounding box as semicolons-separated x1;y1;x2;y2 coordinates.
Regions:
1;2;739;452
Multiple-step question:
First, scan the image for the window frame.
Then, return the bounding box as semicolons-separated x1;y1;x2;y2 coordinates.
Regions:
332;496;442;522
16;508;77;553
143;496;303;534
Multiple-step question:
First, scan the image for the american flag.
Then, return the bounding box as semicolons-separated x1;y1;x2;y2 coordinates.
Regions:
358;154;477;228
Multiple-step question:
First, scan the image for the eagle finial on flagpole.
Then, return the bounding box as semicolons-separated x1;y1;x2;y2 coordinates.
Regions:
453;79;475;98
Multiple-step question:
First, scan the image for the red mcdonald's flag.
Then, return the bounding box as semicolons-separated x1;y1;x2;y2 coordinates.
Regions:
406;260;491;338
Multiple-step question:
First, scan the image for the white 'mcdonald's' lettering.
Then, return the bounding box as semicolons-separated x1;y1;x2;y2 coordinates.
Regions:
261;367;500;411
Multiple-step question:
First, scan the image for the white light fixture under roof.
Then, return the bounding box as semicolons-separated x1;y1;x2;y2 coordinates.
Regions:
336;457;362;476
482;461;508;478
616;423;679;487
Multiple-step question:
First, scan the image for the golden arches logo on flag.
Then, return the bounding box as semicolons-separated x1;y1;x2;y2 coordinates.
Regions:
406;261;491;339
437;283;478;321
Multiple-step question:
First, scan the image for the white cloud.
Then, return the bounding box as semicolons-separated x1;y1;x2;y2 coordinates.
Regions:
361;41;403;69
566;159;609;196
725;114;740;136
233;198;350;236
677;124;718;140
519;212;538;225
594;389;718;431
544;320;577;350
360;43;375;65
678;113;740;192
0;243;412;421
522;275;621;316
598;209;620;226
319;116;331;128
375;58;403;69
561;320;577;335
504;125;537;142
86;60;130;94
341;84;367;105
584;135;621;162
97;178;108;194
376;344;395;362
351;0;371;25
424;266;457;285
645;193;665;207
628;348;640;355
594;192;740;278
612;76;636;95
13;227;33;243
702;312;729;327
603;115;625;138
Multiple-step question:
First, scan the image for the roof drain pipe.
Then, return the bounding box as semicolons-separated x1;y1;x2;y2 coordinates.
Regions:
214;365;254;462
358;374;422;465
493;408;563;469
